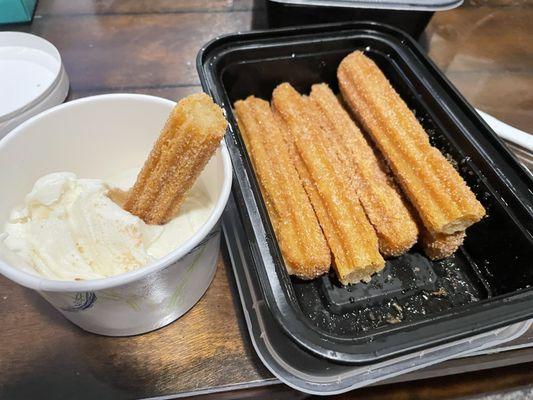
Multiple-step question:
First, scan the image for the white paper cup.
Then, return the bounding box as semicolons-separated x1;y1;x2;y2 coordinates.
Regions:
0;94;232;336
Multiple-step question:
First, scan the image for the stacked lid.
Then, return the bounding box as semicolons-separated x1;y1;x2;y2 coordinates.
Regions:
268;0;464;11
0;32;69;138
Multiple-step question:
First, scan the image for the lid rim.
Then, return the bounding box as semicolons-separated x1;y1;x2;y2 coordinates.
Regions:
0;65;69;136
268;0;464;11
0;65;64;123
0;32;63;123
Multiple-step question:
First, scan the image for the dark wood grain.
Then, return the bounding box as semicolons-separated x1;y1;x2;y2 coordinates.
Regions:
427;8;532;72
426;6;533;131
444;71;533;131
464;0;532;6
37;0;237;15
11;12;253;91
0;0;532;399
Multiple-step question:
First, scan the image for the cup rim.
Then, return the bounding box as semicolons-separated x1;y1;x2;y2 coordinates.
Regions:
0;93;233;292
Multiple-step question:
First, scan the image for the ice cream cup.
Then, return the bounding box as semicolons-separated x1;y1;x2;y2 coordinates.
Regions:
0;94;232;336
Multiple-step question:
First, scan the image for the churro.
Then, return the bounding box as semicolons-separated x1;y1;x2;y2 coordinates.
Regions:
308;83;418;257
234;96;331;279
272;82;384;285
420;229;465;260
338;51;485;235
124;93;227;224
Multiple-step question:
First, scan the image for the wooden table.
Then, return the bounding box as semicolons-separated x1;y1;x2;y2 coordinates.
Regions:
1;1;532;399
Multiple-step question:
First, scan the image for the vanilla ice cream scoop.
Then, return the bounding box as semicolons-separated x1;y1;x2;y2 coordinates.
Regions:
2;171;214;280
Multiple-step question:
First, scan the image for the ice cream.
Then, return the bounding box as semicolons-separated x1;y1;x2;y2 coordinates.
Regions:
1;171;214;281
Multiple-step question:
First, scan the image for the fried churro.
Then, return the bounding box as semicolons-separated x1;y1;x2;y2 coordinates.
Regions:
124;93;227;225
420;229;465;260
234;96;331;279
272;82;384;285
308;83;418;257
338;51;485;235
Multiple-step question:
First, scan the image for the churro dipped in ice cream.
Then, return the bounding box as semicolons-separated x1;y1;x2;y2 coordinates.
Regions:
124;93;227;224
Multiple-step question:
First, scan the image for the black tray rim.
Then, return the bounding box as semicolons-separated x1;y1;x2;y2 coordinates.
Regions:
197;21;533;364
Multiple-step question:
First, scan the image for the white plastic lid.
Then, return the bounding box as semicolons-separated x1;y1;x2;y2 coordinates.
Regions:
0;32;62;123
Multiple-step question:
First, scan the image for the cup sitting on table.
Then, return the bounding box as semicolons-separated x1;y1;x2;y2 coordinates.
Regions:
0;94;232;336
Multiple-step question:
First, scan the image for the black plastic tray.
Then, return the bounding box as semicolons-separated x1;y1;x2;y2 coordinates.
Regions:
265;0;434;38
197;22;533;364
222;192;531;394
